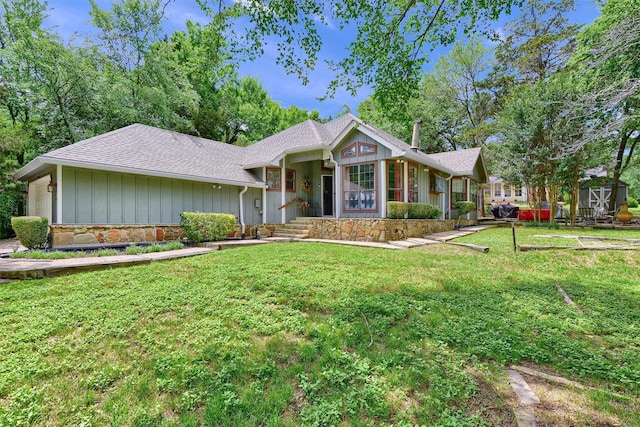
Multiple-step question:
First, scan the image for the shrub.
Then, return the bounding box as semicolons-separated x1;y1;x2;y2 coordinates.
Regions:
454;201;475;216
386;202;408;219
11;216;49;249
408;203;440;219
627;197;639;208
388;202;441;219
179;212;236;242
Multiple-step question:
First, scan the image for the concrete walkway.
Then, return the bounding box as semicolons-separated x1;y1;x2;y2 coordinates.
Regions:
0;226;495;282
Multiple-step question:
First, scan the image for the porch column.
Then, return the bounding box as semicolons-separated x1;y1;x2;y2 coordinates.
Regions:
56;164;62;224
281;155;286;224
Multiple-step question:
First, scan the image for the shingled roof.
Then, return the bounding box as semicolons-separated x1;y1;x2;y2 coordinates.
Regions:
16;116;486;186
426;147;485;177
15;124;263;187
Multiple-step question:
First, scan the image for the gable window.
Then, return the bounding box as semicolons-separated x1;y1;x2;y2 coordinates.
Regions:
342;143;357;158
344;163;377;211
451;178;467;208
266;168;296;192
387;161;403;202
359;143;377;155
408;163;418;202
341;142;378;159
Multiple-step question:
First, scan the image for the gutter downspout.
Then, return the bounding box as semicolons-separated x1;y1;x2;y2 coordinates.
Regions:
239;186;248;239
328;151;339;217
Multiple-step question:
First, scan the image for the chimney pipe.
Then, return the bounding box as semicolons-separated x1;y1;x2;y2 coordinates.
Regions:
411;120;422;151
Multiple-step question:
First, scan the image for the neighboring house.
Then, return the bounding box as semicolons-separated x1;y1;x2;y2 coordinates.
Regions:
14;114;488;239
484;176;528;204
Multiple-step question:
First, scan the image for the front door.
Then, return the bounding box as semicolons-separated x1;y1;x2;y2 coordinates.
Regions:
322;175;334;216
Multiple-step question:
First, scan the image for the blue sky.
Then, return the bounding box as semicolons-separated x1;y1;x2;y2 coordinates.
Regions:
44;0;602;119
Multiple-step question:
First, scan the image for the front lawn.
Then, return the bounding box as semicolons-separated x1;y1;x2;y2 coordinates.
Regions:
0;228;638;426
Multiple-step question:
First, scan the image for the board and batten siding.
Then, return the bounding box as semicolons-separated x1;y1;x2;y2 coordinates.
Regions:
61;167;262;225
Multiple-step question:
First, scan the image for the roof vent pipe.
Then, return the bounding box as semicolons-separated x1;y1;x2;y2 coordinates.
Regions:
411;120;422;151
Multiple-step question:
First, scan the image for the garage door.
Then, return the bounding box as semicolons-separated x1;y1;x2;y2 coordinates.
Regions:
28;175;53;225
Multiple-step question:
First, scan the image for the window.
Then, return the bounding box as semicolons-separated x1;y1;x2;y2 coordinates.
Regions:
344;163;376;211
451;178;467;207
493;183;501;198
359;143;377;155
504;185;512;198
430;173;445;193
341;142;378;159
266;168;281;191
515;186;523;197
470;180;478;208
408;164;418;202
342;144;357;157
266;168;296;192
285;169;296;192
387;162;403;202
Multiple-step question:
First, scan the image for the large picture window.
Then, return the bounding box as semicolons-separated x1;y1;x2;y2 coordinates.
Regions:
344;163;376;211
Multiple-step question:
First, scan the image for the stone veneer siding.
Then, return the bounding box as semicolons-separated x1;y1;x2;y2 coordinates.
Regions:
307;219;455;242
50;223;277;247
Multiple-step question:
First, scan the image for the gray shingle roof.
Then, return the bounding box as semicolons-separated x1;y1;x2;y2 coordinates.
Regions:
17;124;262;186
16;117;486;186
425;147;483;176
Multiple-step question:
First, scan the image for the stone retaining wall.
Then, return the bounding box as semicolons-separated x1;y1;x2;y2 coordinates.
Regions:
307;218;455;242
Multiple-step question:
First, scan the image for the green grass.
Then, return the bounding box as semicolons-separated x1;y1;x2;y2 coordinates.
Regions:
10;243;183;259
124;242;184;255
0;228;638;426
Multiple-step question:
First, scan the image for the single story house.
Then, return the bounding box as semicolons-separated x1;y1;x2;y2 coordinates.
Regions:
484;176;528;204
14;114;488;244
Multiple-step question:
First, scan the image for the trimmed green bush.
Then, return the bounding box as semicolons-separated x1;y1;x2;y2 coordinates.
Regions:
386;202;408;219
388;202;441;219
408;203;440;219
11;216;49;249
454;201;475;216
628;197;639;208
180;212;236;242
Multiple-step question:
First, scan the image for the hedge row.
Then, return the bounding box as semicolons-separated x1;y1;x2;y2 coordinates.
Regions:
386;202;442;219
179;212;236;242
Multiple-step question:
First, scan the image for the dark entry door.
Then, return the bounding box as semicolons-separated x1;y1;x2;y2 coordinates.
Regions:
322;175;334;216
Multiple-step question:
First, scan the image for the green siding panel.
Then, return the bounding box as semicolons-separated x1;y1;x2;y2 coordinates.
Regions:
123;175;136;224
76;170;93;223
108;174;123;223
93;172;108;224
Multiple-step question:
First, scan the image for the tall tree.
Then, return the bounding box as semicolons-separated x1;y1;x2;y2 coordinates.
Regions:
197;0;522;107
565;0;640;212
89;0;199;131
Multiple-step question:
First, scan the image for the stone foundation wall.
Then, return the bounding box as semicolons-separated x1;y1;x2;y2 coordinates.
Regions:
307;219;455;242
50;225;185;247
50;223;275;247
